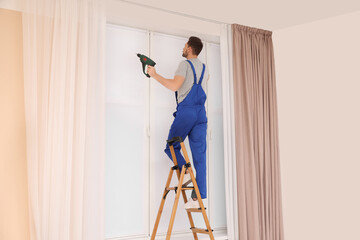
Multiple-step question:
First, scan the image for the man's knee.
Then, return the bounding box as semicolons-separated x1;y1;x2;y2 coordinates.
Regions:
165;143;181;152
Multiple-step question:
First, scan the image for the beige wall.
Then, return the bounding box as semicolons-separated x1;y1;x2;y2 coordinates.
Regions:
273;11;360;240
0;8;30;240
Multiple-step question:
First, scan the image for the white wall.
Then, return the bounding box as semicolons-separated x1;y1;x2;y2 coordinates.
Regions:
0;0;221;44
106;0;220;44
273;11;360;240
0;0;22;12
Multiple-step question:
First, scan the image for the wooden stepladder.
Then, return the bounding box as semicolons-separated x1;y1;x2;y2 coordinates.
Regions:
151;136;214;240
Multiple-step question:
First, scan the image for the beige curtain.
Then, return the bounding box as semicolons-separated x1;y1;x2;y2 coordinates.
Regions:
232;24;285;240
22;0;105;239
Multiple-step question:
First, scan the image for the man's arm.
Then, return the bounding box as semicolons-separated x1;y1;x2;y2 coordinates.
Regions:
147;66;185;91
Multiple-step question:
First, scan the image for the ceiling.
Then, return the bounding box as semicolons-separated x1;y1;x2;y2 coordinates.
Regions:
120;0;360;31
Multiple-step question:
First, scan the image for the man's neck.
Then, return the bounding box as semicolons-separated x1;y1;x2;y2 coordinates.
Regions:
186;55;197;60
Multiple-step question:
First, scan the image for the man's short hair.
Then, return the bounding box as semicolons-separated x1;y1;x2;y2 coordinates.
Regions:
187;36;203;56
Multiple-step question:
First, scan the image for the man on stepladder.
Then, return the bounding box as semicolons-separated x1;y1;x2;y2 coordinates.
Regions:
147;36;209;210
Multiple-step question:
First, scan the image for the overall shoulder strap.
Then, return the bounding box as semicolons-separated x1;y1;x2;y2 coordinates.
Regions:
198;64;206;85
186;60;197;84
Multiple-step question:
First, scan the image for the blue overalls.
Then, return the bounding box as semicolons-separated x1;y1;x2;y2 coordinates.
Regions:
164;60;207;199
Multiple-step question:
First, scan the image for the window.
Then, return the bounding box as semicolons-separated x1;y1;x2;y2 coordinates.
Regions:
105;24;226;239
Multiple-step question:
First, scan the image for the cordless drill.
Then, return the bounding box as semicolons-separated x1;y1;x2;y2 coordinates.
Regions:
136;53;156;78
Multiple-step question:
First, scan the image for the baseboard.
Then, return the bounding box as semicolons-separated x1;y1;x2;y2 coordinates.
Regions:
106;227;227;240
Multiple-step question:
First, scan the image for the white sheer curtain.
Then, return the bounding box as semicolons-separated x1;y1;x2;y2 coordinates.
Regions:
220;23;239;240
22;0;105;239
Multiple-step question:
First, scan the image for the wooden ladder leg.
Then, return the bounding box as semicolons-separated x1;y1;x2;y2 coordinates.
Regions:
166;166;186;240
180;142;215;240
180;174;199;240
151;167;175;240
189;166;215;240
170;144;199;240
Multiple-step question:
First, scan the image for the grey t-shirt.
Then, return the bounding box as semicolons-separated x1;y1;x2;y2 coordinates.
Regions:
174;58;209;104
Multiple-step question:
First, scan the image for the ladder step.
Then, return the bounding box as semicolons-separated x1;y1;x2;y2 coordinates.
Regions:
190;227;214;234
186;207;206;212
166;187;194;191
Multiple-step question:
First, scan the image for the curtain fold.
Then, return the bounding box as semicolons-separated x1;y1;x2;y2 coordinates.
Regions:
22;0;105;239
231;24;285;240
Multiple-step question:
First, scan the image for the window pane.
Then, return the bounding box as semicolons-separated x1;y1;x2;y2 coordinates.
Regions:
105;24;149;238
